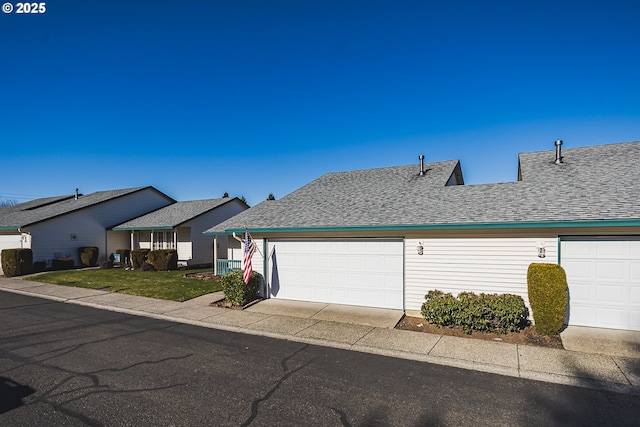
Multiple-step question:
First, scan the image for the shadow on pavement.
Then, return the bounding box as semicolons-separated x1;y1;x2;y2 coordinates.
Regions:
0;376;36;414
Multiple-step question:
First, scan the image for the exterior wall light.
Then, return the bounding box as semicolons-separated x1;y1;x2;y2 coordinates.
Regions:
417;242;424;255
537;242;546;258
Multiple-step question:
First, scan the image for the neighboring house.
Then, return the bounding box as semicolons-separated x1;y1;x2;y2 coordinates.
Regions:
0;187;175;274
112;197;248;266
206;141;640;332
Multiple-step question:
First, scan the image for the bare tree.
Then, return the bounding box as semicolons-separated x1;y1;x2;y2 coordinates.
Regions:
0;198;18;207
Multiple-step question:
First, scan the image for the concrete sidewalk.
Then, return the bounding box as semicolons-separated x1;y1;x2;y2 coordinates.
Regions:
1;276;638;396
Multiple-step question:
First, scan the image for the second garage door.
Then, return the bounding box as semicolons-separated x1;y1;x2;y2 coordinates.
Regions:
561;238;640;331
267;239;404;309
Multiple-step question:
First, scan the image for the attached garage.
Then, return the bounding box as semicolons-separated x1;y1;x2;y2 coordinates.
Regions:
267;239;404;309
561;237;640;331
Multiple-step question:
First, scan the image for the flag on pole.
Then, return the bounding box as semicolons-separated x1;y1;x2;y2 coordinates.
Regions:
242;230;256;284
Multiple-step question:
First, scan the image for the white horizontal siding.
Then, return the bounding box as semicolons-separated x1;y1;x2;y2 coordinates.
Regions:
405;236;557;313
177;227;192;262
28;189;172;266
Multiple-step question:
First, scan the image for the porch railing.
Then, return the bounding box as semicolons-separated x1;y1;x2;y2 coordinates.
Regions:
216;259;242;275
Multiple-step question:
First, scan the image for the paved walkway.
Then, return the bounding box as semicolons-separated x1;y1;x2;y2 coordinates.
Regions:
1;276;638;396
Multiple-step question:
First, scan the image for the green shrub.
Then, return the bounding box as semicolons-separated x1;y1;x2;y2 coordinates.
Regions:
99;260;114;269
147;249;178;271
221;270;262;306
141;262;156;271
116;249;131;265
131;249;150;269
52;257;74;271
1;248;33;277
527;263;568;336
78;247;99;267
33;261;46;273
421;289;527;334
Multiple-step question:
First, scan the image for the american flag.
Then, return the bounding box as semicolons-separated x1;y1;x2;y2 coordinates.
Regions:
242;230;256;284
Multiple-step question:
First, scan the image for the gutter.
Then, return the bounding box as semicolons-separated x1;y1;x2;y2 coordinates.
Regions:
203;218;640;235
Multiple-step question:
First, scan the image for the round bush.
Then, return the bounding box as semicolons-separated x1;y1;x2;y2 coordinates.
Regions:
221;270;262;306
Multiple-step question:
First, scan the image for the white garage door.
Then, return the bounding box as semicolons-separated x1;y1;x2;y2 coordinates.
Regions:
267;239;404;309
0;234;25;275
561;238;640;331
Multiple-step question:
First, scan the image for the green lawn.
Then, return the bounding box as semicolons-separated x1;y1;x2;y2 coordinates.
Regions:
31;268;222;302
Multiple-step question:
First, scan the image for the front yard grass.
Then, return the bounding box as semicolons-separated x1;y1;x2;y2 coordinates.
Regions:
31;268;222;302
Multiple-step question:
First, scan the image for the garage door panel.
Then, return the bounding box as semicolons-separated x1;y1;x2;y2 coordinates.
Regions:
596;242;626;257
631;311;640;330
597;285;626;304
631;262;640;280
596;262;625;281
268;239;403;309
562;238;640;331
562;260;593;279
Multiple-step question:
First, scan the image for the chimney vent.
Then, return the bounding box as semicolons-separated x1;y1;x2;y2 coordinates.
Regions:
75;188;79;200
418;155;425;176
554;140;563;164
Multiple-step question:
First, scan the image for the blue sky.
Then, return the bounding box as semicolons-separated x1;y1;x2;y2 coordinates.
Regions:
2;1;639;206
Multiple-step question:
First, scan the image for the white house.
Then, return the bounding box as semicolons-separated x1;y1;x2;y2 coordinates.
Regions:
206;141;640;332
112;197;248;266
0;187;175;273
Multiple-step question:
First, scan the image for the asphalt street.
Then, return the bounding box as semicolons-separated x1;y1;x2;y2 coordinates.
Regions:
1;291;638;426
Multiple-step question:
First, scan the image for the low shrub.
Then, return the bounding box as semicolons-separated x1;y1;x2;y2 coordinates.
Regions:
221;270;262;306
147;249;178;271
78;247;99;267
527;263;568;336
131;249;150;269
52;258;74;271
421;289;528;334
141;262;156;271
33;261;46;273
99;260;114;269
1;248;33;277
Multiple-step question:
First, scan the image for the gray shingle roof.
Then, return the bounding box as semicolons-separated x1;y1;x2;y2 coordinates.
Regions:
112;198;237;230
205;141;640;234
0;187;172;229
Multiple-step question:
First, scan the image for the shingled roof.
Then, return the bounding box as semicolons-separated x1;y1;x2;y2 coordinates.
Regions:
205;141;640;234
112;198;242;230
0;187;174;229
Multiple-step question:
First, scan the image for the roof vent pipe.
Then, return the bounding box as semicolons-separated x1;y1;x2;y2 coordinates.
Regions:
554;140;563;164
75;188;79;200
419;155;425;176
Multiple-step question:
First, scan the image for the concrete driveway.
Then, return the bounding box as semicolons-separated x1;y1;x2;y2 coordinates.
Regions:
245;298;404;329
561;326;640;359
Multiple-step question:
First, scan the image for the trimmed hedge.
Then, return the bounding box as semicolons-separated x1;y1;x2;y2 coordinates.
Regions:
131;249;150;269
147;249;178;271
421;289;528;334
99;260;114;269
78;247;99;267
221;270;262;306
33;261;46;273
1;248;33;277
52;257;74;271
527;263;568;336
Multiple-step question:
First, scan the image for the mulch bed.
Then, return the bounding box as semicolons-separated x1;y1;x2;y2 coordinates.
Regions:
183;271;221;281
209;297;263;310
395;315;564;349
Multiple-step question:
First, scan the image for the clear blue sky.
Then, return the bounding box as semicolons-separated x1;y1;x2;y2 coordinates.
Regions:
2;0;639;206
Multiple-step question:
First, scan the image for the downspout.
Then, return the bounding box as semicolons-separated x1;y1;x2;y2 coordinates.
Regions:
213;235;218;275
263;239;268;298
